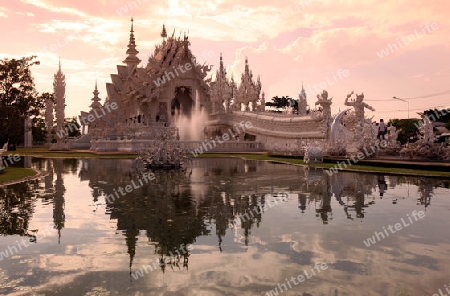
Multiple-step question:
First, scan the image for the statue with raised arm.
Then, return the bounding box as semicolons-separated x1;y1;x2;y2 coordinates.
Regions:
315;90;333;139
344;92;375;124
315;90;332;122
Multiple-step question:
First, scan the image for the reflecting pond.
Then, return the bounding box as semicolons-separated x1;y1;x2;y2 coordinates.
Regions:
1;158;450;296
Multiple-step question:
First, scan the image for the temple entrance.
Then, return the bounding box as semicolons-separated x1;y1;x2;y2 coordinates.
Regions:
171;86;193;116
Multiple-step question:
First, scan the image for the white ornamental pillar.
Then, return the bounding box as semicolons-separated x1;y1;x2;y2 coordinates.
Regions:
24;117;32;148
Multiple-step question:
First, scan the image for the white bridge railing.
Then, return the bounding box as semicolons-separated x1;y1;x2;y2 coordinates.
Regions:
90;139;263;153
181;141;264;152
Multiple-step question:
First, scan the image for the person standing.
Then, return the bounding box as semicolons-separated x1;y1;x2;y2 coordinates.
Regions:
377;119;386;140
378;175;387;197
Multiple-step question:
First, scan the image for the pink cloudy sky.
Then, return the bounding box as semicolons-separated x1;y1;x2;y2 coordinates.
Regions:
1;0;449;120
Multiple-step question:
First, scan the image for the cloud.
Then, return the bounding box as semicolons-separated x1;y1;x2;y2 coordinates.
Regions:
0;7;7;18
20;0;88;17
1;0;449;121
15;11;35;16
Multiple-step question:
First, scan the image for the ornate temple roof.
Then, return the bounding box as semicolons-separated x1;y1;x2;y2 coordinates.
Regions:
148;28;193;74
122;18;141;68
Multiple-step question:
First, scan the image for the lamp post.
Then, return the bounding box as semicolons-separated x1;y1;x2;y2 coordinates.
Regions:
393;96;410;119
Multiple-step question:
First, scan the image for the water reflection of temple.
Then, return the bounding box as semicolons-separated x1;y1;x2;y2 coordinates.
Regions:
53;159;66;243
37;158;67;243
415;179;434;209
37;157;450;274
296;169;380;223
79;158;444;254
0;158;67;243
78;158;274;273
0;180;38;239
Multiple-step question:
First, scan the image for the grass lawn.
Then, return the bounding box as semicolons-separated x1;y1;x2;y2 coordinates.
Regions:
196;153;450;178
0;167;37;184
5;147;137;159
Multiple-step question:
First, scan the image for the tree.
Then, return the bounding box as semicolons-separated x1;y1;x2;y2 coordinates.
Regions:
0;56;43;145
265;96;297;113
32;117;47;145
0;105;22;147
388;118;420;144
30;92;54;145
445;121;450;130
423;108;450;123
64;117;81;138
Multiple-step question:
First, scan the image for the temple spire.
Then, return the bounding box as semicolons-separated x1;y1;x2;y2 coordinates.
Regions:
122;17;141;68
93;80;99;97
245;57;249;75
90;80;102;109
161;23;167;38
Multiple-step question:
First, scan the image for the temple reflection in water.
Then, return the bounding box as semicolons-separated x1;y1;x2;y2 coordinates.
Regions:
0;158;68;243
1;157;447;276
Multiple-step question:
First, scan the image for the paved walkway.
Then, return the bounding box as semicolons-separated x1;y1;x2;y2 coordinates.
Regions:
319;157;450;175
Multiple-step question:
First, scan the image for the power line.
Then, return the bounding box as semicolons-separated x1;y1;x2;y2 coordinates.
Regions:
365;99;393;101
365;89;450;102
377;105;448;112
405;90;450;100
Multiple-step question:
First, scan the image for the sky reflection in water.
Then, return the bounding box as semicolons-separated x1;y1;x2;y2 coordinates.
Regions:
0;157;450;296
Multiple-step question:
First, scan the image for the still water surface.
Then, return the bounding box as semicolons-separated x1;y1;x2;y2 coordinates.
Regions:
1;158;450;296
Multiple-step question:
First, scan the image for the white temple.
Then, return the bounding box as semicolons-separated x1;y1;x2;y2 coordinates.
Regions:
70;19;351;154
48;59;70;150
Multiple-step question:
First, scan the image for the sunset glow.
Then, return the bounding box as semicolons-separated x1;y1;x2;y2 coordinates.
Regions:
1;0;449;119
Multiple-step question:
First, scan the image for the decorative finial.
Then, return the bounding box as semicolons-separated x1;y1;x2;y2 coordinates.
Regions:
58;57;61;71
161;23;167;38
91;80;101;109
244;57;249;74
93;80;99;97
123;17;141;67
219;53;224;72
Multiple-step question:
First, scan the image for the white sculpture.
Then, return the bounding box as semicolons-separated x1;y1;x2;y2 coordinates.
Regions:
136;127;187;169
304;145;324;163
45;94;54;144
24;117;32;148
387;125;401;148
50;59;70;150
298;84;308;116
0;142;8;171
210;54;232;114
236;58;262;112
399;114;449;160
330;109;350;148
344;91;375;126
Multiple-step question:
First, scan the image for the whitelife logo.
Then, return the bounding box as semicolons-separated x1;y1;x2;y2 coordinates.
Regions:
55;101;118;138
153;50;214;87
376;22;438;58
190;121;253;157
363;210;425;247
